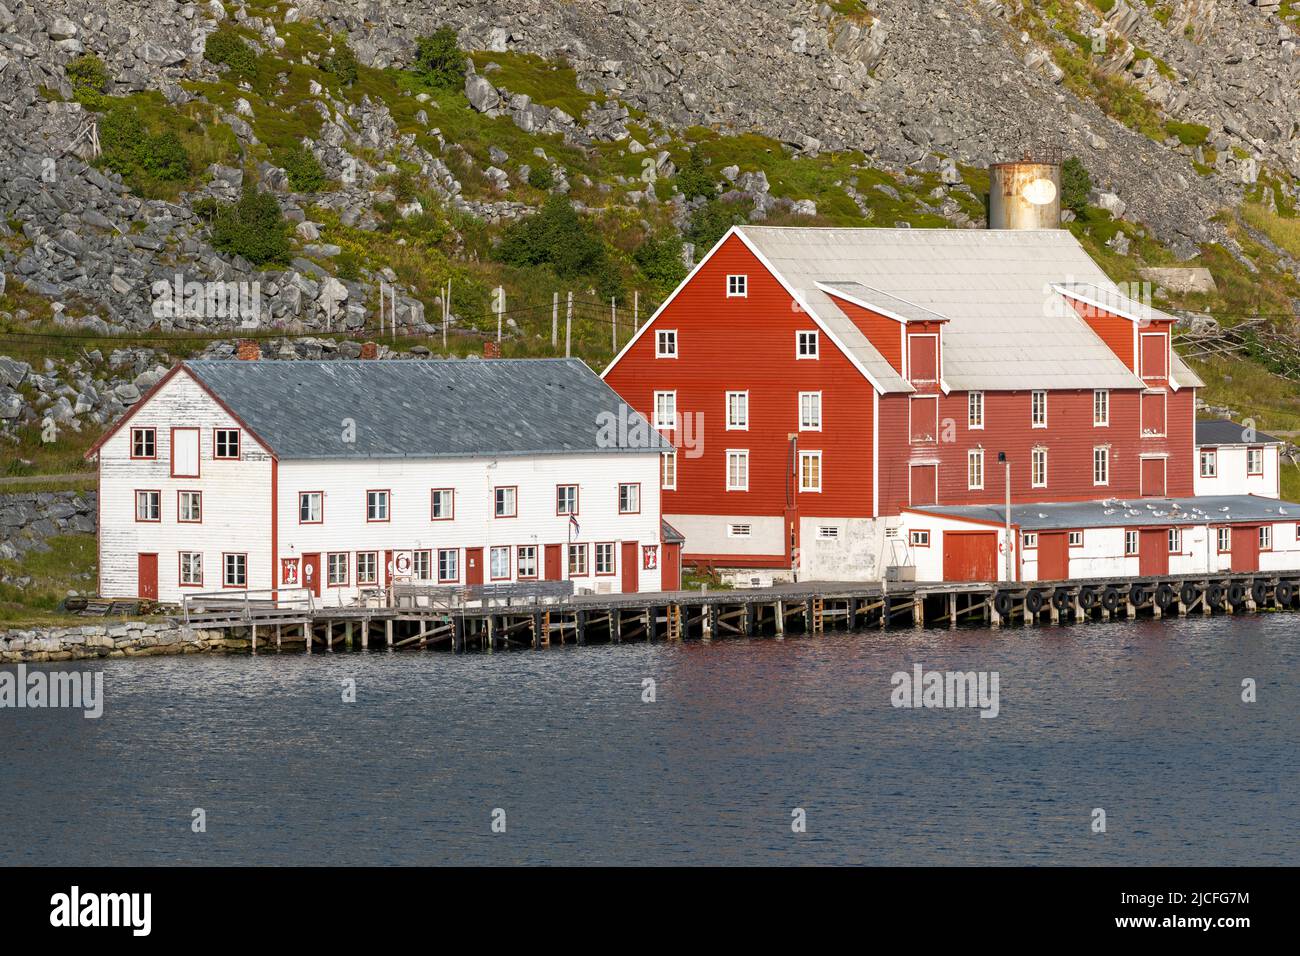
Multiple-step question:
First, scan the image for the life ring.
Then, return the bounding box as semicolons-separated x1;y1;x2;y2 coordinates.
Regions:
1276;581;1294;605
1155;584;1176;609
1208;584;1226;606
1179;583;1198;607
1129;584;1149;606
1025;590;1044;614
1102;587;1120;611
1052;589;1071;611
994;591;1013;617
1228;582;1246;606
1250;580;1268;605
1079;588;1099;610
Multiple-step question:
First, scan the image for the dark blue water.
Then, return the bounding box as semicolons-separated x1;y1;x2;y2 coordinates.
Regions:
2;614;1295;865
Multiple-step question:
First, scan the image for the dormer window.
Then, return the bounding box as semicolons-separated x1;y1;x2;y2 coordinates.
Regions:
726;274;747;297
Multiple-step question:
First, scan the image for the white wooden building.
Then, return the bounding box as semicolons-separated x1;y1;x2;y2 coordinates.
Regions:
1193;419;1284;498
87;358;675;604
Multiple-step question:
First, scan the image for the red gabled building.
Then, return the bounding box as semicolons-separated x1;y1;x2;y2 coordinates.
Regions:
602;225;1204;584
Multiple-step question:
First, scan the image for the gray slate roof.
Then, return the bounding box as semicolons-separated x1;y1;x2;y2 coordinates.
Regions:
738;226;1204;392
908;495;1297;530
185;358;669;460
1195;419;1283;446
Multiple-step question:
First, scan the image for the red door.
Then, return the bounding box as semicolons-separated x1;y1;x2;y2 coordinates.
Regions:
466;547;484;586
1140;458;1166;497
910;464;937;506
1231;526;1260;573
621;541;639;593
942;531;998;582
137;553;158;600
1138;529;1168;576
663;542;682;591
302;553;321;597
544;544;562;580
1037;532;1069;581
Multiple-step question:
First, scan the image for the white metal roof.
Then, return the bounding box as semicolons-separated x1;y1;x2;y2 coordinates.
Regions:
738;226;1204;392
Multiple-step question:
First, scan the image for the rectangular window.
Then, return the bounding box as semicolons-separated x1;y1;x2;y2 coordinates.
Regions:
1022;532;1038;549
618;482;641;514
1093;447;1109;486
171;427;199;477
412;550;432;581
726;274;747;297
490;546;511;581
799;391;822;431
1125;530;1139;556
1260;526;1272;551
438;548;459;583
726;450;749;491
1031;391;1047;428
214;428;240;460
299;492;323;523
179;551;203;587
494;486;517;518
517;545;538;579
1093;389;1109;426
131;427;156;459
1068;531;1084;547
178;490;202;523
366;490;390;522
1247;448;1264;475
1031;448;1047;489
135;490;160;522
654;391;676;429
909;530;930;547
967;449;984;491
357;552;378;585
595;542;615;575
656;329;677;358
728;524;752;538
796;330;819;359
223;553;247;588
431;488;454;520
556;484;579;516
568;543;588;577
968;391;984;429
800;450;822;493
327;552;349;587
661;451;677;490
726;391;749;430
1200;450;1218;478
1168;528;1182;554
1217;528;1231;553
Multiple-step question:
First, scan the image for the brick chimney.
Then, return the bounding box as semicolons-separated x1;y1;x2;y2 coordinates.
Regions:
483;341;501;359
237;340;261;361
360;341;378;360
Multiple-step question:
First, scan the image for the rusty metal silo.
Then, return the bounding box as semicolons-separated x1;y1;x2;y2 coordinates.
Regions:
988;160;1062;229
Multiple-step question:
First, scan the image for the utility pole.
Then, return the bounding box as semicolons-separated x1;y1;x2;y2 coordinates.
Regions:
551;290;559;349
611;296;617;352
633;290;639;332
999;451;1012;582
494;286;504;343
565;291;573;358
442;279;449;352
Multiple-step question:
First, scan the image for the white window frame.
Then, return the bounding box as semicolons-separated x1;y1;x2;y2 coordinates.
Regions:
653;390;676;429
594;542;615;575
517;545;537;579
1022;532;1038;549
431;488;454;519
1031;390;1047;428
357;551;378;585
726;390;749;431
618;482;640;514
1200;449;1218;478
726;274;748;298
799;450;822;493
494;486;517;518
660;451;676;491
412;550;432;582
1260;526;1272;550
1125;530;1139;556
656;329;678;358
1093;446;1110;486
1068;531;1084;547
437;548;459;583
327;552;349;587
796;330;819;359
909;530;930;547
223;553;247;588
490;546;511;580
968;391;984;430
967;448;984;491
556;484;579;516
1168;528;1182;554
1093;389;1109;427
799;391;822;431
366;490;389;521
1217;527;1231;552
726;449;749;492
299;491;323;523
1031;447;1047;489
1247;447;1264;476
179;551;203;586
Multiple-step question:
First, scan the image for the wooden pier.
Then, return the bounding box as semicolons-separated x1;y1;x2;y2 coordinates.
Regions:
176;570;1300;654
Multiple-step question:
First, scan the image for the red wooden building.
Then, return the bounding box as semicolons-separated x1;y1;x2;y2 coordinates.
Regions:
602;225;1210;583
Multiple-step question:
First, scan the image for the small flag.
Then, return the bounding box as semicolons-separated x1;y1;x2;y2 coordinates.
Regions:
569;514;580;541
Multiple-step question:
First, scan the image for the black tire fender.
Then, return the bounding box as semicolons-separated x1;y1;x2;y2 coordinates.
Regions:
1025;590;1044;614
1052;589;1071;611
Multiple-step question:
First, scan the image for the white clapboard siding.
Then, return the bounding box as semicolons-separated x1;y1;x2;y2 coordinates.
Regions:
98;371;274;602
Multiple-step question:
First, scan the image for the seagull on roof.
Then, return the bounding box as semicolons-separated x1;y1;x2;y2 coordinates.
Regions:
1104;509;1116;515
1220;506;1230;512
1280;508;1289;515
1038;512;1049;518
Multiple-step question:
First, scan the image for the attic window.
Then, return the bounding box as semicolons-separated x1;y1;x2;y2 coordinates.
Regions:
727;274;748;297
796;330;819;359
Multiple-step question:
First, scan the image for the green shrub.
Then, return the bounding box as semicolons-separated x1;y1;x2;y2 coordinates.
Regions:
335;249;362;281
66;54;109;105
675;146;716;201
99;105;191;184
138;131;192;181
686;197;751;253
274;143;326;192
322;37;359;86
1061;157;1092;217
211;187;291;265
413;27;465;89
191;196;219;222
633;233;687;289
496;194;607;279
204;26;257;77
1166;121;1210;147
527;164;555;190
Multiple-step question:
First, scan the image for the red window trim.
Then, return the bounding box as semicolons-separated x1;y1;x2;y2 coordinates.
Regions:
170;426;201;478
556;483;580;517
221;552;248;589
489;545;512;581
909;394;939;445
594;541;617;576
1247;447;1265;476
908;529;931;548
326;551;351;588
130;427;157;460
355;550;379;586
618;482;642;515
1140;390;1167;438
494;484;519;519
299;491;324;525
212;427;241;461
1139;331;1168;381
436;547;461;584
177;550;204;588
568;542;590;577
430;487;455;520
516;544;539;580
366;488;392;523
176;489;202;524
134;488;162;523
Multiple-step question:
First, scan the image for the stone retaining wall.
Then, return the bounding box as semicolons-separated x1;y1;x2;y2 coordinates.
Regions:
0;621;252;662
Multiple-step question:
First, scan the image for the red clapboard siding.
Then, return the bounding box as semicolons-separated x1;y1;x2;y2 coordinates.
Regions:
603;233;876;519
833;298;904;373
1069;299;1135;370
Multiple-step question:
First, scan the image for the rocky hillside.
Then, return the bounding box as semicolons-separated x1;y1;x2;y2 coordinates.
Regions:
1;0;1299;487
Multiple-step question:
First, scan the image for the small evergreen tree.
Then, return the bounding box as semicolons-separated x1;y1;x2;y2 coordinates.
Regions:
686;197;751;253
204;27;258;78
1061;156;1092;216
322;37;359;86
211;188;291;265
633;233;687;289
274;144;326;193
675;147;715;201
413;27;465;89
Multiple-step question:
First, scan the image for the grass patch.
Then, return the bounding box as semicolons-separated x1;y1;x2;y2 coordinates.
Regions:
0;535;98;627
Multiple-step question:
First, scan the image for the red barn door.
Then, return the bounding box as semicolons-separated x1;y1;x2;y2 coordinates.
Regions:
1231;526;1259;573
1140;458;1166;497
137;553;158;600
942;531;998;582
1037;532;1069;581
621;541;639;593
1138;530;1168;576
